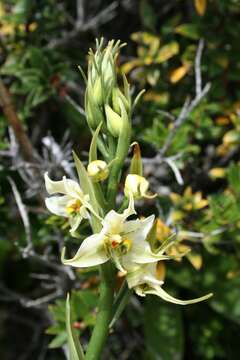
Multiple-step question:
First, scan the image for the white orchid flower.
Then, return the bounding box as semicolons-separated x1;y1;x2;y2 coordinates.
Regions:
126;262;213;305
124;174;157;200
62;196;170;271
44;172;95;236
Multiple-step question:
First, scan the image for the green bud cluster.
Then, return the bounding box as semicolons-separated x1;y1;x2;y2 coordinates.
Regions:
84;38;131;137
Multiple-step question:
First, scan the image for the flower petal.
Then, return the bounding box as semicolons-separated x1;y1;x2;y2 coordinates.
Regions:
145;285;213;305
45;195;70;217
45;172;82;197
126;263;164;289
102;195;136;234
69;215;83;235
127;215;170;264
61;234;109;268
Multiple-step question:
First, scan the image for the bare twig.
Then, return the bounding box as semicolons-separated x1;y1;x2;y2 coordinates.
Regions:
159;97;190;156
158;39;210;158
47;1;117;49
164;157;184;185
8;176;33;253
76;0;85;26
195;39;204;97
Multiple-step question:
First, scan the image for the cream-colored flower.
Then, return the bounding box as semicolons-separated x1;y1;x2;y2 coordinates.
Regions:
44;173;92;236
62;196;169;271
87;160;109;182
124;174;157;199
126;262;213;305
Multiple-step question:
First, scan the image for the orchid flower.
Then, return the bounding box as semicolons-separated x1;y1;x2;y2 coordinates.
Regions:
45;173;95;236
124;174;157;199
62;196;170;272
125;262;213;305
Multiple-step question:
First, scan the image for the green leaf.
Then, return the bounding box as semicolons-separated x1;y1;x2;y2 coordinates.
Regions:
175;24;201;40
140;0;157;31
227;163;240;196
89;122;102;163
66;294;85;360
72;151;102;231
144;296;184;360
49;332;68;349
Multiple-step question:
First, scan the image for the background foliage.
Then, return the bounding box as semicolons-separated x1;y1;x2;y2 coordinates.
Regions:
1;0;240;359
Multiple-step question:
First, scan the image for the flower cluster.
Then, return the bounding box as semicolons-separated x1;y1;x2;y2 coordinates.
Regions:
45;161;211;305
45;39;212;306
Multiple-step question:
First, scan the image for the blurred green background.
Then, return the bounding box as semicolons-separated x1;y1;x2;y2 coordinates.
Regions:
1;0;240;359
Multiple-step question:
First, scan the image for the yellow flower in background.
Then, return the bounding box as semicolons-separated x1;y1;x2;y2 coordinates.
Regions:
169;63;191;84
0;4;37;35
170;186;208;213
209;167;226;179
194;0;207;16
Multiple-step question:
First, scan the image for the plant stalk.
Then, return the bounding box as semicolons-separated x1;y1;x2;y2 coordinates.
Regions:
85;262;115;360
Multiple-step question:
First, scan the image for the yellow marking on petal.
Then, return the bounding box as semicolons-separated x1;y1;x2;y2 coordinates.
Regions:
66;199;82;215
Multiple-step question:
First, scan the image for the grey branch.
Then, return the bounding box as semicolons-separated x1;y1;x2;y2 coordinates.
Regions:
158;39;211;158
47;1;117;49
8;176;32;253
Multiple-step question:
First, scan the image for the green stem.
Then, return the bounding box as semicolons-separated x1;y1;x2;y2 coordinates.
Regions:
85;262;115;360
110;281;132;328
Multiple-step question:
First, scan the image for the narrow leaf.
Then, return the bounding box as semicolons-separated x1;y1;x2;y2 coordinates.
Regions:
89;122;102;163
66;294;85;360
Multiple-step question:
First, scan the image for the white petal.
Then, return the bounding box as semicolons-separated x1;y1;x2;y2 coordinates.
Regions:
63;176;84;198
145;285;213;305
122;193;136;219
128;215;164;264
45;195;69;217
44;172;82;197
61;234;109;268
101;195;136;234
126;263;163;289
69;215;83;235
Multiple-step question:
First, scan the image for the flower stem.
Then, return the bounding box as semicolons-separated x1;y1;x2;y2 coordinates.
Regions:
85;262;115;360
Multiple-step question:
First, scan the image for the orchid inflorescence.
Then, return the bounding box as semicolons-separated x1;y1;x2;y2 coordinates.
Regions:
44;38;212;359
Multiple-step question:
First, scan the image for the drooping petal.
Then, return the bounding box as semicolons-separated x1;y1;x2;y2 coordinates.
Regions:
126;263;164;289
144;285;213;305
61;234;109;268
45;195;70;217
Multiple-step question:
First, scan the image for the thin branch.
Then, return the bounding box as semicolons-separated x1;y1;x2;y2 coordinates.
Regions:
159;97;190;156
164;158;184;185
8;176;33;252
158;39;211;158
47;2;117;49
76;0;85;26
195;39;204;97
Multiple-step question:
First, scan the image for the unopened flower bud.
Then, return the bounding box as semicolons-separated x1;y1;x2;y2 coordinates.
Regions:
105;104;123;137
87;160;109;182
86;93;104;129
112;87;129;115
92;77;103;105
